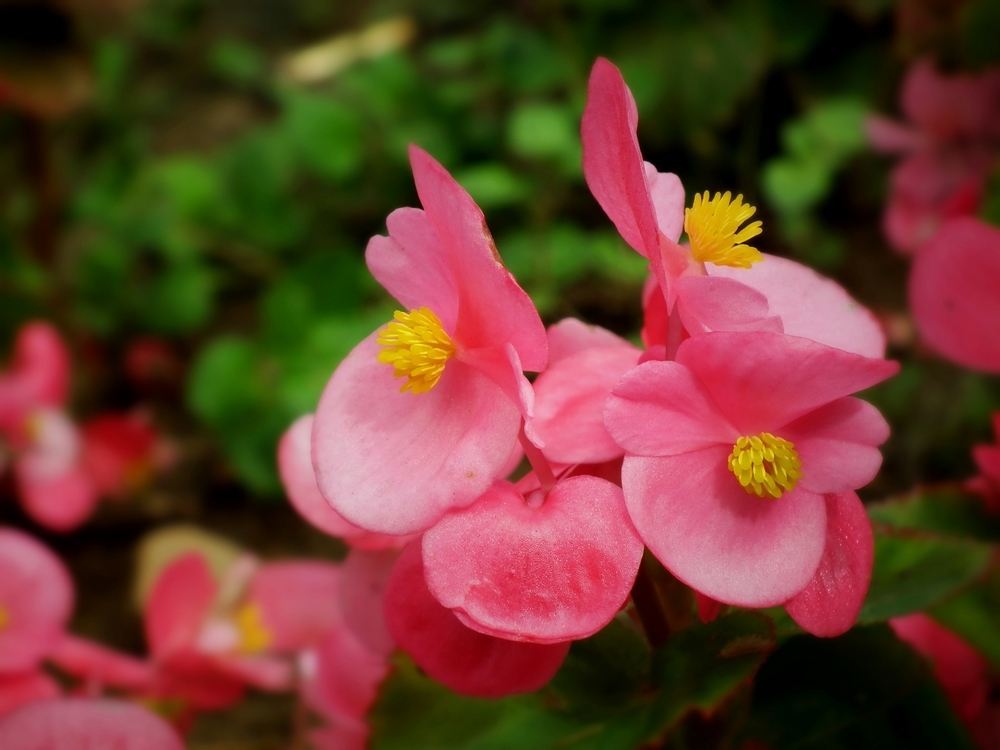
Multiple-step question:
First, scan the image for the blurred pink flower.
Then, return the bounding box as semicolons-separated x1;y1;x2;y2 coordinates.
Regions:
312;146;547;536
0;698;183;750
909;217;1000;373
605;331;896;633
80;412;166;497
969;413;1000;512
868;59;1000;254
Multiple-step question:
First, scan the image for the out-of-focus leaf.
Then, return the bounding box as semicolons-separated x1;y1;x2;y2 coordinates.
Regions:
139;262;215;335
455;163;531;209
745;625;976;749
867;490;1000;543
187;336;261;427
209;38;265;86
507;103;580;175
960;0;1000;66
281;90;364;182
932;574;1000;670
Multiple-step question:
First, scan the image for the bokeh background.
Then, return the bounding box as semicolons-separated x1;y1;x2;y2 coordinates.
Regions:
1;0;999;746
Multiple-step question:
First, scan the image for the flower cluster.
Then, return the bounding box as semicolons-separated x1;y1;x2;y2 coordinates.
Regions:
280;57;899;717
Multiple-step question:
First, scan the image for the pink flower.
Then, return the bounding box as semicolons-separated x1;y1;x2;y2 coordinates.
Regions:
312;146;547;535
970;413;1000;512
868;60;1000;254
582;59;885;357
80;412;165;497
890;615;990;724
605;331;897;633
0;528;73;676
909;217;1000;373
0;698;183;750
384;543;570;698
278;415;409;549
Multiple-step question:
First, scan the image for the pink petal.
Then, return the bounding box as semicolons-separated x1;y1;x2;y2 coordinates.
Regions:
148;651;247;710
366;207;460;333
581;58;660;259
0;528;73;672
0;698;183;750
79;413;158;497
384;544;570;698
910;217;1000;373
865;115;921;153
309;720;368;750
209;653;293;692
313;333;521;535
15;462;98;533
621;448;828;607
278;415;405;549
706;254;886;358
644;163;685;243
546;318;632;365
423;477;643;643
6;322;70;409
250;562;343;651
605;361;738;457
676;331;899;433
0;672;60;716
49;635;154;691
695;593;722;624
407;146;547;371
890;614;990;722
641;275;669;349
785;491;873;637
145;553;217;660
339;549;396;657
676;276;783;335
783;397;890;494
304;628;389;724
531;344;640;464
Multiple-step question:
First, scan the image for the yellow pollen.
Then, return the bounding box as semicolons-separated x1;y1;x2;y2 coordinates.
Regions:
0;606;8;631
233;603;271;654
377;307;455;394
684;190;764;268
727;432;802;499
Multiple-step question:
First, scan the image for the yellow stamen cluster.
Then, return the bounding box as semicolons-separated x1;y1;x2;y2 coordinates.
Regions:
377;307;455;394
233;602;271;654
0;605;9;631
728;432;801;499
684;191;764;268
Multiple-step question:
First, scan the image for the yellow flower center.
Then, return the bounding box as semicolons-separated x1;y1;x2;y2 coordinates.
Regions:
684;191;764;268
377;307;455;394
728;432;801;499
233;602;271;654
0;605;9;631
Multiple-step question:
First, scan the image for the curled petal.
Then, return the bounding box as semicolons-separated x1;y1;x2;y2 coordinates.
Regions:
145;553;217;660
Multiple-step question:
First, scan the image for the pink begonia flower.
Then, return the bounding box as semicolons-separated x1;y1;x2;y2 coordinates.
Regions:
0;528;73;675
605;331;897;619
583;58;886;358
910;217;1000;373
0;672;59;717
312;146;547;536
970;413;1000;512
890;615;990;724
0;698;183;750
868;60;1000;254
279;415;409;549
422;473;643;644
0;322;69;431
385;543;570;698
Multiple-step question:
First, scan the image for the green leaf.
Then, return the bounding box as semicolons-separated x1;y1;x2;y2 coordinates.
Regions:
507;103;580;175
281;91;364;182
745;625;976;749
931;570;1000;670
454;163;531;209
867;490;1000;543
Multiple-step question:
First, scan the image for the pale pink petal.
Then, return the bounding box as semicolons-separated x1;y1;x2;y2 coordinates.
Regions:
458;343;535;421
622;448;828;607
546;318;632;365
581;58;660;259
865;115;921;153
15;463;98;533
423;477;643;644
676;331;898;433
278;415;405;549
0;528;73;672
366;207;460;332
531;344;640;464
304;629;389;723
785;492;873;637
250;561;342;651
910;217;1000;373
339;549;396;657
604;361;738;457
0;672;59;717
384;544;569;698
644;163;685;243
49;635;154;691
209;653;293;692
7;322;71;409
145;553;217;660
0;698;183;750
313;333;521;535
676;276;783;336
706;254;886;358
408;146;547;371
891;614;990;722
